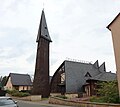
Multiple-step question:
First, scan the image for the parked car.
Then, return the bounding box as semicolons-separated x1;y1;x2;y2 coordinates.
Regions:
0;97;18;107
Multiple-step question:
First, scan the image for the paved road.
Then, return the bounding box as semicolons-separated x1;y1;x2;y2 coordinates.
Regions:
18;100;47;107
17;100;74;107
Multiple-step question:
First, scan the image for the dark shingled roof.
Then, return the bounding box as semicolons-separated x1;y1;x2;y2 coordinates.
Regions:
51;60;117;93
64;60;116;93
65;60;101;93
89;72;116;81
36;10;52;42
9;73;32;86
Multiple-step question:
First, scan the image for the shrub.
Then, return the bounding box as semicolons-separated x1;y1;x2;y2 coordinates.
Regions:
6;89;18;95
97;81;120;103
91;80;120;103
55;95;67;99
20;90;31;94
7;89;30;97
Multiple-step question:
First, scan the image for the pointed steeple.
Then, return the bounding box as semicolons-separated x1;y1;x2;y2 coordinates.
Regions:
32;10;52;98
36;10;52;42
99;62;106;72
93;60;99;68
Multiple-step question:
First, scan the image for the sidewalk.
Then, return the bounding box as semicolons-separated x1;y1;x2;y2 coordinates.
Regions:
15;98;75;107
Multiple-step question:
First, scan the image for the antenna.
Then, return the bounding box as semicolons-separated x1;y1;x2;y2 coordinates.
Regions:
43;2;45;10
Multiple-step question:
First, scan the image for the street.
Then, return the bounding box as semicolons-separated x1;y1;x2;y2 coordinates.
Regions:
18;101;49;107
17;100;74;107
18;100;47;107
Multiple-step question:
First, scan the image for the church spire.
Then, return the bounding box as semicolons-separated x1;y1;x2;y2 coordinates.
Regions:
36;10;52;42
32;10;52;98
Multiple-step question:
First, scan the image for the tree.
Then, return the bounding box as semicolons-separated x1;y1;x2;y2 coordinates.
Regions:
1;76;7;87
97;80;120;103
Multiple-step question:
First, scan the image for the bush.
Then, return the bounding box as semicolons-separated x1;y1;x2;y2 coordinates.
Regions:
91;80;120;103
7;89;30;97
55;95;67;99
20;90;31;94
7;89;18;95
98;81;120;103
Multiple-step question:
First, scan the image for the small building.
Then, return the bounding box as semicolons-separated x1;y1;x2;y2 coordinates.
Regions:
50;60;116;97
5;73;32;91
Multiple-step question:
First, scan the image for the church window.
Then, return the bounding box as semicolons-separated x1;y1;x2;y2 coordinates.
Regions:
61;73;65;84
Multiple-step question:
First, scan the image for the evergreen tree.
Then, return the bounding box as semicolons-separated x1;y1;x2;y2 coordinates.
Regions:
1;76;7;87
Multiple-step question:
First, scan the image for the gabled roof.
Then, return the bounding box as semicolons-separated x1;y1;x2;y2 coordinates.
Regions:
93;60;99;68
65;60;101;78
8;73;32;86
99;62;106;72
84;72;92;77
36;10;52;42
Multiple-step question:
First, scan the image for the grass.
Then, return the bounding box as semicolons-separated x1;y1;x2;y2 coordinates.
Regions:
90;96;106;103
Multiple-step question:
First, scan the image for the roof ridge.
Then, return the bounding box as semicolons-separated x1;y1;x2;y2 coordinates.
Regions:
10;73;29;76
65;60;92;65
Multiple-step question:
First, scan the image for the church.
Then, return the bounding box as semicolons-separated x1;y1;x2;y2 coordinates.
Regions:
32;10;116;98
50;60;116;97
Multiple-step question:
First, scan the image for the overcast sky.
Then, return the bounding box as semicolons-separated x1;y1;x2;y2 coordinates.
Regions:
0;0;120;76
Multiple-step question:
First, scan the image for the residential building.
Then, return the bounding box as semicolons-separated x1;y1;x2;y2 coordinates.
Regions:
107;13;120;96
5;73;32;91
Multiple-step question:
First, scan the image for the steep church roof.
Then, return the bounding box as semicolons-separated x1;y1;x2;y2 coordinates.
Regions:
99;62;106;72
64;60;101;92
52;60;116;93
36;10;52;42
93;60;99;68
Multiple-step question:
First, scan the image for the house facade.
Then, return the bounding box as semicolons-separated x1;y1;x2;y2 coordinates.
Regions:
50;60;116;97
107;13;120;96
5;73;32;91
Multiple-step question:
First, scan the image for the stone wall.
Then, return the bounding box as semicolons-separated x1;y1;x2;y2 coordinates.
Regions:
49;97;120;107
65;93;78;99
11;95;41;101
50;93;78;99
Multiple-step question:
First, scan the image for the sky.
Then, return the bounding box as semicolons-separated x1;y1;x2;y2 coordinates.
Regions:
0;0;120;76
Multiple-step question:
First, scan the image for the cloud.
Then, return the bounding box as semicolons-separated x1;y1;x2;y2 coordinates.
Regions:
0;0;119;76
